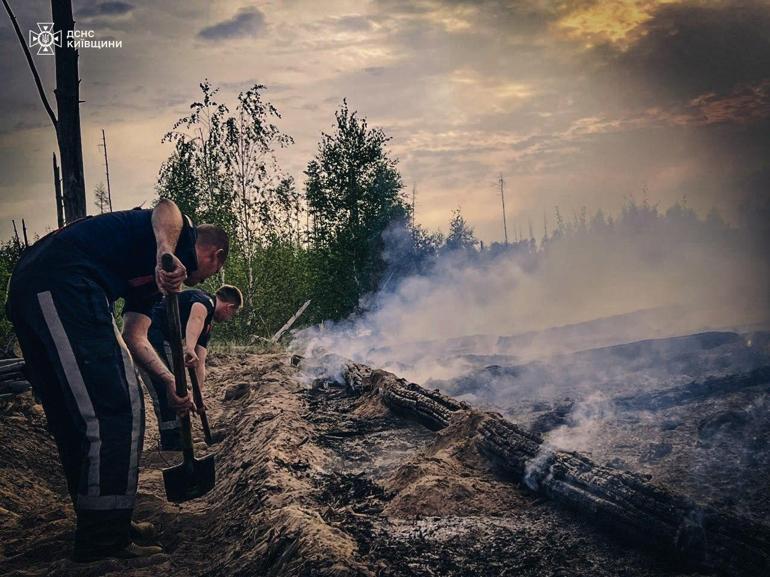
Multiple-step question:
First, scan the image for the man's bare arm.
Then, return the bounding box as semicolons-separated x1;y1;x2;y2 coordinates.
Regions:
123;311;195;414
183;303;207;367
152;199;186;292
195;345;207;390
185;303;207;351
123;312;174;383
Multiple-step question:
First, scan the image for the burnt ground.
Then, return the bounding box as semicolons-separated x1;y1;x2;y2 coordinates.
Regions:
303;385;698;577
0;351;758;576
428;331;770;524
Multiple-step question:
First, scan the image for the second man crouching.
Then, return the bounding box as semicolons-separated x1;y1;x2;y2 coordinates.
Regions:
142;285;242;450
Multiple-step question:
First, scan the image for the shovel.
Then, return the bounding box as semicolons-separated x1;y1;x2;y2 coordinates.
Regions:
187;365;214;445
160;253;215;503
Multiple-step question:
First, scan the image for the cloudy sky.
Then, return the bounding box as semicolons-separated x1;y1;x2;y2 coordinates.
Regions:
1;0;768;243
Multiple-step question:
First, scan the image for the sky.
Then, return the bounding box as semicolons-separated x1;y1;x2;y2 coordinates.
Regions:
1;0;768;243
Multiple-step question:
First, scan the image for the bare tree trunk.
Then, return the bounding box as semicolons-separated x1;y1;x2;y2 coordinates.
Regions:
52;153;64;227
52;0;86;222
101;129;113;211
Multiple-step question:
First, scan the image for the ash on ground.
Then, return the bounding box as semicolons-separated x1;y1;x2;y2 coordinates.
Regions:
1;345;766;576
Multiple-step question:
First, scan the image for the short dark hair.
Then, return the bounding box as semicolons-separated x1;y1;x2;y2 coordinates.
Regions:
196;224;229;261
216;285;243;308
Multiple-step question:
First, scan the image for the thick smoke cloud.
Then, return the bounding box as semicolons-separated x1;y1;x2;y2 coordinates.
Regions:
293;203;770;386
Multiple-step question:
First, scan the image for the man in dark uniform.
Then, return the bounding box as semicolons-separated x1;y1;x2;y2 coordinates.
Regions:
5;199;228;562
141;285;242;450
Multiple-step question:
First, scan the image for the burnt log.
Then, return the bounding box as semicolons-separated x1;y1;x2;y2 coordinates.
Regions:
0;358;30;396
0;380;31;394
343;363;770;577
345;363;468;430
0;360;24;374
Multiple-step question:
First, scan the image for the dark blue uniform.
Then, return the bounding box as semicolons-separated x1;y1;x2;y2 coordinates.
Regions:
142;289;215;449
5;209;197;557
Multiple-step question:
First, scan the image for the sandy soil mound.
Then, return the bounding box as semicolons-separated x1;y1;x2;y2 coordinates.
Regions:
0;352;711;576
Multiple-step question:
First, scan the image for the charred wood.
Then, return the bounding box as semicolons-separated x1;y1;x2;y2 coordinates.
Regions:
614;366;770;412
343;362;770;576
0;360;24;374
0;358;29;396
0;380;31;394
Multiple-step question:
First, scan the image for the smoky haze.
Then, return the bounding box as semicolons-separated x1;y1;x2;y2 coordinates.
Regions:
293;200;770;385
293;200;770;521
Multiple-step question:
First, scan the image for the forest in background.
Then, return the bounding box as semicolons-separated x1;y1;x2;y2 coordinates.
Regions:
0;81;767;350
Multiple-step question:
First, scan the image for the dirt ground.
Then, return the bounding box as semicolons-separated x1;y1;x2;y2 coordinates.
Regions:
0;352;741;576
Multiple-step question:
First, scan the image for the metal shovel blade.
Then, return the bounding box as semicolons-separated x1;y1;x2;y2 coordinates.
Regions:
162;454;216;503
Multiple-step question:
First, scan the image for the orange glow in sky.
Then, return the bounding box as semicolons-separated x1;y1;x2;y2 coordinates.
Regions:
555;0;682;48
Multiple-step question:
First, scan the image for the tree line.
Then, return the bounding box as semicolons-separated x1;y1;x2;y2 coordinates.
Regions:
1;80;764;349
154;82;414;341
154;81;480;342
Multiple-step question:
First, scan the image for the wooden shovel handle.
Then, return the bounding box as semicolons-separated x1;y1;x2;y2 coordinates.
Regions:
161;253;194;459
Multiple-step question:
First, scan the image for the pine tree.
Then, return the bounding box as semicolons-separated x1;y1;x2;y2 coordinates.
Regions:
305;100;409;318
445;208;478;252
94;182;109;214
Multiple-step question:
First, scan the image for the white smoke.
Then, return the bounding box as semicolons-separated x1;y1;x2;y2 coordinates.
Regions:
290;202;770;519
292;203;770;386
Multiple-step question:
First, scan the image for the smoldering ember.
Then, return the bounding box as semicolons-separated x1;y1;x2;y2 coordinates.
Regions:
1;1;769;576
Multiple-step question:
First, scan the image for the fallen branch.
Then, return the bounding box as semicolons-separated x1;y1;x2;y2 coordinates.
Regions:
271;300;311;343
0;360;24;375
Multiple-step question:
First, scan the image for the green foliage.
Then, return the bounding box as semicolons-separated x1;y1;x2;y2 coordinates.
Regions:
158;81;238;234
204;240;313;341
157;81;309;341
444;207;478;252
157;139;199;222
0;241;23;350
305;99;410;320
26;88;732;351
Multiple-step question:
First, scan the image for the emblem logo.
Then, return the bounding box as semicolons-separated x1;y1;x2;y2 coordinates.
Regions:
29;23;61;56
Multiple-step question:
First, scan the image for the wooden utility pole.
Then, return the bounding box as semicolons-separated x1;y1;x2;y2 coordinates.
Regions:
499;174;509;245
21;219;29;247
52;0;87;222
98;129;113;211
53;153;64;227
11;220;21;251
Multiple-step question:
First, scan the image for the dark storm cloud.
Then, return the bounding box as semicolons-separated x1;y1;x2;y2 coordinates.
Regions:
197;8;265;41
2;0;769;242
0;113;49;136
601;1;770;106
77;1;135;19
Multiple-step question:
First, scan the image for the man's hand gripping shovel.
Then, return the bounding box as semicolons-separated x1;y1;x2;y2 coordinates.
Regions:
160;254;216;503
